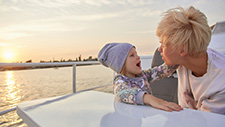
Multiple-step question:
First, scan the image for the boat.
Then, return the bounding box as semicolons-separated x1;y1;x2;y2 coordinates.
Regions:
2;21;225;126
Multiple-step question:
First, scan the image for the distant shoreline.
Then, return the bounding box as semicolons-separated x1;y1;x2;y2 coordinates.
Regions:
0;65;71;71
0;61;100;71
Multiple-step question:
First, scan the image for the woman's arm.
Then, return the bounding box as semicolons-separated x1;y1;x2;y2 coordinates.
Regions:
199;90;225;115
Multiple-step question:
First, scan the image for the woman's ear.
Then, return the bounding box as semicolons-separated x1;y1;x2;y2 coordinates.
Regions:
179;46;188;57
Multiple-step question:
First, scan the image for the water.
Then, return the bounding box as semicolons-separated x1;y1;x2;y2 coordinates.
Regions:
0;65;114;126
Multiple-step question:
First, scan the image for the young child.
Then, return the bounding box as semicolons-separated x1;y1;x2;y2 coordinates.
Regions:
98;42;183;112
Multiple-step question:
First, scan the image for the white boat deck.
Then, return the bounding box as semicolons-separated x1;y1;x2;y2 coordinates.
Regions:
17;91;225;127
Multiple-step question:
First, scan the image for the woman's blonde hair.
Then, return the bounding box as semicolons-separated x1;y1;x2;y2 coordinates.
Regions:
156;6;211;57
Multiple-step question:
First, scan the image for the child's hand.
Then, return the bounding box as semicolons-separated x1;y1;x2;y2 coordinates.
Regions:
143;94;183;112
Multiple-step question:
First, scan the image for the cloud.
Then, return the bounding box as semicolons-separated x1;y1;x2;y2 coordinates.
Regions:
0;22;87;40
0;0;162;41
62;12;121;21
131;8;162;17
127;30;156;34
24;0;153;8
16;45;28;49
0;32;30;40
0;43;11;46
10;0;80;8
0;0;159;23
83;0;154;7
2;0;223;41
0;24;33;40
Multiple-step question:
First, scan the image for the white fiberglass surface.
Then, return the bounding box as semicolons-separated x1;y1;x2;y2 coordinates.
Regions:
17;91;225;127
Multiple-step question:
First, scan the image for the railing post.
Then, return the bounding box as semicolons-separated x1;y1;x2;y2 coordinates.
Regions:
73;63;76;93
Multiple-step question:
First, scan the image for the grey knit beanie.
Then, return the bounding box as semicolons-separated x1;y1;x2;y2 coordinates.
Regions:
98;43;134;73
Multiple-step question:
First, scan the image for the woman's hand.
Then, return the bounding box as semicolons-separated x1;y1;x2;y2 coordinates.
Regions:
184;91;197;109
143;94;183;112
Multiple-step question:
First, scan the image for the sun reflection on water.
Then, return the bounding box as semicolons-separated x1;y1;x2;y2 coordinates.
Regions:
4;71;21;107
0;71;26;127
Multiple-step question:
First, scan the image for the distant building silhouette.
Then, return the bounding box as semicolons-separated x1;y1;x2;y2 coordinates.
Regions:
26;60;32;63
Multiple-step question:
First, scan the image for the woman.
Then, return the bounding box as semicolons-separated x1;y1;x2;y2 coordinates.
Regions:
156;6;225;114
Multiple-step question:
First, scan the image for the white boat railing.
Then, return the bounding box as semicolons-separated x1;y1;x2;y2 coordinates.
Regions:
0;55;153;116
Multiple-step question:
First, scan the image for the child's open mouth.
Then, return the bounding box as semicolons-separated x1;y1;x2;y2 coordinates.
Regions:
136;61;141;68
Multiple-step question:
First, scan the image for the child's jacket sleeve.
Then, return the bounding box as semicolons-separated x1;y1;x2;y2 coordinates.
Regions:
143;63;178;83
113;75;147;105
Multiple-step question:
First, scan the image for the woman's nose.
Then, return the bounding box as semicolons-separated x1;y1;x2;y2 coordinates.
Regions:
158;45;162;52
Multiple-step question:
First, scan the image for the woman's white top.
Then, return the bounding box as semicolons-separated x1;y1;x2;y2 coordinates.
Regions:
177;48;225;114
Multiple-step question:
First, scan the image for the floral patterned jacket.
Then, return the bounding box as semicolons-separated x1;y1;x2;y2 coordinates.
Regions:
113;64;178;105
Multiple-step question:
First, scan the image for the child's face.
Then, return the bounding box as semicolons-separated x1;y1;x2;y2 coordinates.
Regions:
124;47;142;77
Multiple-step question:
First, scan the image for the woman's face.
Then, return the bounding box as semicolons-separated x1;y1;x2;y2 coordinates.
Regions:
158;41;181;65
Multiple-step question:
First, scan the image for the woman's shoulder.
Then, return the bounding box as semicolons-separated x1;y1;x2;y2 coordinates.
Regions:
208;48;225;59
208;48;225;69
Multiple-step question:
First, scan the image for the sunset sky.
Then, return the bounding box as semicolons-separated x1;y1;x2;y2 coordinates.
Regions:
0;0;225;63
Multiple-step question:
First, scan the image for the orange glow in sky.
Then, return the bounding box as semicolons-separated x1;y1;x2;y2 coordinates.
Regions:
2;50;15;63
0;0;224;63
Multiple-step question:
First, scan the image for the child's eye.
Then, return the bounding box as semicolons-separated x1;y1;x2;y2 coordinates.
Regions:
130;54;134;57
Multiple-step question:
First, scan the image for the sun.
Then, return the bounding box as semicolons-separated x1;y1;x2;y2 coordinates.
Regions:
3;50;15;62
